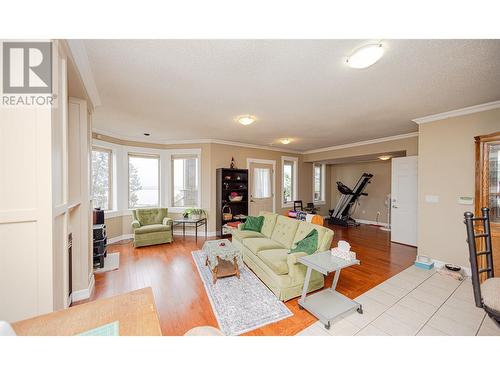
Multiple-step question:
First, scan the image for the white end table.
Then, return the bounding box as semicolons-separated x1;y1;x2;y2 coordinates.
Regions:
298;251;362;330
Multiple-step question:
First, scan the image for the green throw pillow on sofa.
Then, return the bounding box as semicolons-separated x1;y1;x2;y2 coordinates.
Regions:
289;229;318;255
243;216;264;232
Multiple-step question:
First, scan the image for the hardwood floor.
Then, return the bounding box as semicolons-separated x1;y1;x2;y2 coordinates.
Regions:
79;223;416;335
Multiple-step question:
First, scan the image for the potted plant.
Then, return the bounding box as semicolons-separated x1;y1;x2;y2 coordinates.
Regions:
182;208;207;220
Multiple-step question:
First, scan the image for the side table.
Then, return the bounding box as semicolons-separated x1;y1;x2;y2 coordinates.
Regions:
298;251;362;330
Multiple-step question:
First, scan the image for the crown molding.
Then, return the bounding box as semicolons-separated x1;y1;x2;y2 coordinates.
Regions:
93;128;302;154
412;100;500;125
302;132;419;155
66;40;102;107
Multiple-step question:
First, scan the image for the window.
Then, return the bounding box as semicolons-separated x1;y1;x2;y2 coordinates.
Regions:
253;168;271;198
172;154;200;207
128;154;160;208
313;163;325;203
91;147;112;210
282;156;298;206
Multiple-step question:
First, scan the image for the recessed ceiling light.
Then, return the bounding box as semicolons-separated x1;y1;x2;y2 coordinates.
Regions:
378;155;391;161
280;138;292;145
237;115;256;126
346;43;384;69
143;132;150;136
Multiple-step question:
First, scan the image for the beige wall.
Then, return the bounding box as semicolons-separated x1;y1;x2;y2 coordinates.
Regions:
330;160;391;223
418;108;500;267
303;135;418;162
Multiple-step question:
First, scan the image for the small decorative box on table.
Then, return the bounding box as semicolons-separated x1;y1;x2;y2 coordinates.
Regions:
298;251;362;330
202;239;243;284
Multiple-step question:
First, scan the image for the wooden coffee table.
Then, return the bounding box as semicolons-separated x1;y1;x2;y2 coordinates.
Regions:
202;239;243;284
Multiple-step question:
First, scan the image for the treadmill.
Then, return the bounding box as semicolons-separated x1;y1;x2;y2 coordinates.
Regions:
329;173;373;226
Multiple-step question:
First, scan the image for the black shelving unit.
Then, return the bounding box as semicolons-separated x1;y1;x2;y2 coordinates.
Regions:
216;168;249;237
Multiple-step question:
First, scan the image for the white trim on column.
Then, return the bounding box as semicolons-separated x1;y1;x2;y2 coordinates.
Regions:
281;155;299;208
412;100;500;125
72;273;95;302
247;158;277;213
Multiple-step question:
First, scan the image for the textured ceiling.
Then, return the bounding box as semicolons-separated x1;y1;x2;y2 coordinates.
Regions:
84;39;500;151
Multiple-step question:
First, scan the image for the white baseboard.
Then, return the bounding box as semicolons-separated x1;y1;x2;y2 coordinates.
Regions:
353;218;388;226
108;234;133;244
72;273;95;302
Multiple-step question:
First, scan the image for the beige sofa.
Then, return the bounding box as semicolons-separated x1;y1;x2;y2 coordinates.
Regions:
232;212;334;301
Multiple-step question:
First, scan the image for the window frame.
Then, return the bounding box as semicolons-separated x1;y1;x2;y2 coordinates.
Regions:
170;153;201;209
127;152;161;209
281;156;298;208
313;163;326;205
91;146;113;211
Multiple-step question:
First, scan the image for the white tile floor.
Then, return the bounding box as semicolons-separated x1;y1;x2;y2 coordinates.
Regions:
296;266;500;336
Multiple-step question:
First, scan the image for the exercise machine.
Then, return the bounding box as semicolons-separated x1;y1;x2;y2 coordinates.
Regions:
329;173;373;226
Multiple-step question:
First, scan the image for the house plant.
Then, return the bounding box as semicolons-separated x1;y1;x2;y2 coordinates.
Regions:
182;208;207;220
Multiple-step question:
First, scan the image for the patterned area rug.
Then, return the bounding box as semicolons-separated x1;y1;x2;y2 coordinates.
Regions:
192;250;292;335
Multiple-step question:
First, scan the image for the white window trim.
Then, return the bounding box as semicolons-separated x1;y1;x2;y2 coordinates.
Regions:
313;163;326;206
169;152;202;211
246;158;276;213
92;139;202;215
91;146;113;211
281;156;298;208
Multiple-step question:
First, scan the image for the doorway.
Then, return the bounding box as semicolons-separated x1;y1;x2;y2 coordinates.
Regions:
247;159;276;215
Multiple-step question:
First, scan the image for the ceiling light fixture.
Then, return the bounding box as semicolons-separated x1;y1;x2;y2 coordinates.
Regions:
346;43;384;69
280;138;291;145
378;155;391;161
237;115;256;126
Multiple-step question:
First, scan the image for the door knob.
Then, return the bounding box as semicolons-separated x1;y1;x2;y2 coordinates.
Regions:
250;199;255;203
392;205;398;208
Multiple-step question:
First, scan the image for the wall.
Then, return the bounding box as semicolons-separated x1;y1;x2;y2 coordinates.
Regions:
418;107;500;267
303;135;418;162
330;160;391;224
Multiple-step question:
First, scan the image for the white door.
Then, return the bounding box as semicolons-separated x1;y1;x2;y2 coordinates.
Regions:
391;156;418;246
248;161;274;216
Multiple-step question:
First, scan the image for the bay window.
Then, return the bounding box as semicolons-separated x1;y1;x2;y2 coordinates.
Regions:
128;153;160;208
172;154;200;207
91;147;112;210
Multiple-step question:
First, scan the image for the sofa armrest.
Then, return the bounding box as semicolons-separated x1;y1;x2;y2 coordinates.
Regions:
287;251;309;265
132;220;141;229
162;217;173;226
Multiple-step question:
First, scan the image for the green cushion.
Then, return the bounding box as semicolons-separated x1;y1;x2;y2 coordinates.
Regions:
293;222;329;252
258;249;289;275
242;238;283;255
232;230;265;242
134;208;168;226
290;229;318;255
270;216;300;248
134;223;171;235
243;216;264;232
259;212;278;237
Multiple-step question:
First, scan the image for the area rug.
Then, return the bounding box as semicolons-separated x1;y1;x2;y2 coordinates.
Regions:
192;250;293;335
94;252;120;274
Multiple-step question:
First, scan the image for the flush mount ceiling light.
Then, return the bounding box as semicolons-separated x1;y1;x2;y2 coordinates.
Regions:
346;43;384;69
280;138;292;145
237;115;257;126
378;155;391;161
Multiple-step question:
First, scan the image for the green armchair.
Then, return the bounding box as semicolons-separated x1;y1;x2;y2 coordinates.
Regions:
131;208;173;247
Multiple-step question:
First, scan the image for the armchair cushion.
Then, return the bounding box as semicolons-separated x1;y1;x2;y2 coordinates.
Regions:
135;208;168;226
134;223;171;235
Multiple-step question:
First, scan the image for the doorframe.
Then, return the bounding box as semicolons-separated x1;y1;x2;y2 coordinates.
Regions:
246;158;276;213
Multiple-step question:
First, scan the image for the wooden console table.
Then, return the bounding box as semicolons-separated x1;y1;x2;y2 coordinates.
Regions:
12;287;162;336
